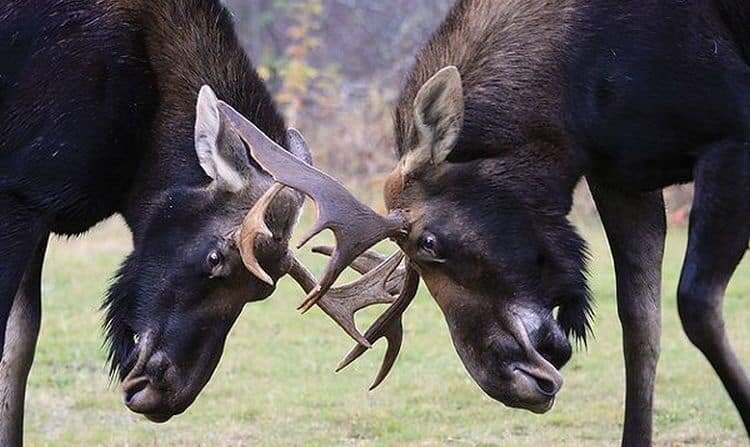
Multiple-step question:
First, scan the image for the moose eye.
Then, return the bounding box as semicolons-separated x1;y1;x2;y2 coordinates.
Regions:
418;232;442;260
207;250;223;268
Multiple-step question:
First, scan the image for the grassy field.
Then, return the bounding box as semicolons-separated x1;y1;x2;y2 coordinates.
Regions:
25;215;749;446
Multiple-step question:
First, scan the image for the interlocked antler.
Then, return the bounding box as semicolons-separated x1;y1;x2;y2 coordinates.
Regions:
218;101;420;387
338;264;420;389
289;251;401;348
218;101;407;315
312;245;405;295
288;251;420;389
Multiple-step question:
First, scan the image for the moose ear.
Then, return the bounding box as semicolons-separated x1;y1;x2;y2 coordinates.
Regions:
195;85;253;192
413;66;464;166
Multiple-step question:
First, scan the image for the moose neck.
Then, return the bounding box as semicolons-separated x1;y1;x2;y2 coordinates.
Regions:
396;0;584;204
118;0;286;235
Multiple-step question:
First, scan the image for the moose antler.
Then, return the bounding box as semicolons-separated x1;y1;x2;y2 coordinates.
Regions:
337;264;420;389
219;101;409;340
288;251;419;388
308;247;418;389
235;183;286;285
218;101;420;388
312;245;405;295
218;101;407;312
289;251;402;348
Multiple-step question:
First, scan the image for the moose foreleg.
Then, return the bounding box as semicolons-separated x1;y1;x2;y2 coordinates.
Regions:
590;182;666;447
0;194;45;357
0;237;47;447
677;142;750;435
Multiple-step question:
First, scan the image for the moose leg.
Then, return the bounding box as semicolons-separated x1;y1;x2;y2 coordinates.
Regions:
590;182;666;447
0;195;45;357
677;143;750;434
0;236;47;447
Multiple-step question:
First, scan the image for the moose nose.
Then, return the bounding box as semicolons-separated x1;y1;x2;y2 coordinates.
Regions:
538;337;572;370
536;322;573;369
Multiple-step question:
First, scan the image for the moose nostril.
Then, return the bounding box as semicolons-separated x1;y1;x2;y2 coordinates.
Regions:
124;388;136;405
540;345;571;370
538;335;572;369
123;377;149;405
534;377;557;397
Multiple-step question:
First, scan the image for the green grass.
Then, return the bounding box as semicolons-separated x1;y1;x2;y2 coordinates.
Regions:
25;216;749;446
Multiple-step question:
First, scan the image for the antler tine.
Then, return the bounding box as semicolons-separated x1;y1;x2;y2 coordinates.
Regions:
312;246;405;295
336;265;420;390
288;252;403;348
288;253;421;388
319;252;404;347
236;183;286;285
218;101;407;312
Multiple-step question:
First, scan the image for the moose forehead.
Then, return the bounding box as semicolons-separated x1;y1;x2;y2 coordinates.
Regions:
138;188;239;235
396;165;541;251
140;172;295;233
393;155;537;209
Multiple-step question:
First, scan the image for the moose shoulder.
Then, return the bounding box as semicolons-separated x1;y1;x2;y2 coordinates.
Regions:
0;0;309;444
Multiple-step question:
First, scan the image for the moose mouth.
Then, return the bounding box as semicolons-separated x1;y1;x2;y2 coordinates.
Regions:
443;308;565;414
122;376;173;423
120;332;166;421
119;331;191;423
464;345;562;414
505;366;559;413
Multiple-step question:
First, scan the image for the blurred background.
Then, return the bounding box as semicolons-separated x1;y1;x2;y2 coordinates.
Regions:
229;0;455;206
23;1;747;446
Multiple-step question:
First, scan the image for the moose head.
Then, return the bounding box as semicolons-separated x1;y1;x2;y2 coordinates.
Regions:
104;86;311;422
217;65;592;414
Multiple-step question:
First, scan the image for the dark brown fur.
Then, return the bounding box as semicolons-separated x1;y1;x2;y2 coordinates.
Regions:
1;0;301;439
107;0;287;202
395;0;575;164
388;0;750;443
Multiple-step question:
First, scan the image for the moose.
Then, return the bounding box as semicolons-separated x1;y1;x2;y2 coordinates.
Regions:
218;0;750;445
0;0;330;444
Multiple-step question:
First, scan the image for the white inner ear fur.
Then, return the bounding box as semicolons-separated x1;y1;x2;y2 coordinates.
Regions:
195;85;251;192
412;65;465;168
